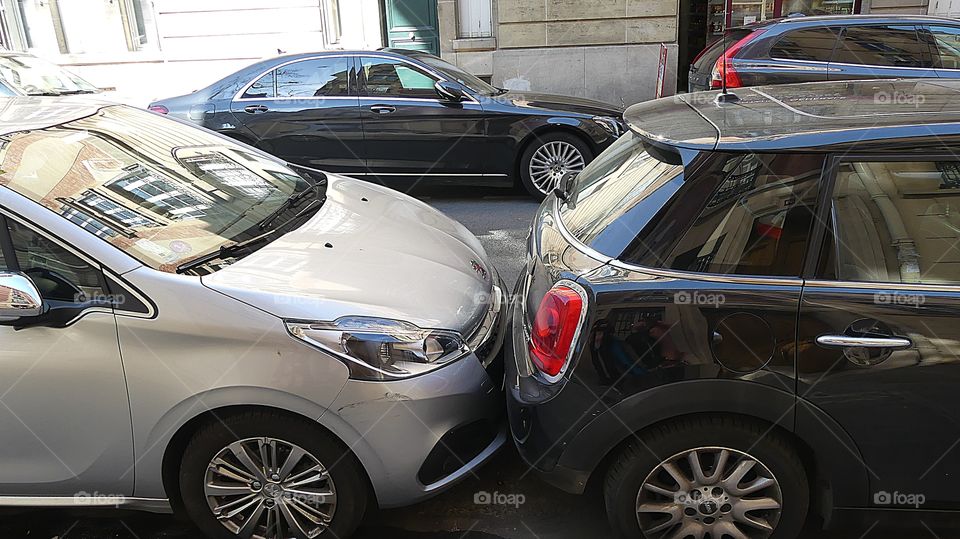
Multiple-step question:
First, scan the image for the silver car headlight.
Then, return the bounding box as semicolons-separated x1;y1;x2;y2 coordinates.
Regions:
285;316;470;381
592;115;625;137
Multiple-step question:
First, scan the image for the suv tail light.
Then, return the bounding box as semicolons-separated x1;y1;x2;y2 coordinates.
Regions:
710;30;764;90
529;284;586;381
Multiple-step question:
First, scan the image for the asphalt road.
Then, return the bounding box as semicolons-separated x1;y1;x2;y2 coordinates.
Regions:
0;188;941;538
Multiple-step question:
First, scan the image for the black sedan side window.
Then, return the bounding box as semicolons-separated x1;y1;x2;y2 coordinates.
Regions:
242;70;275;99
360;57;438;99
277;57;351;98
927;25;960;69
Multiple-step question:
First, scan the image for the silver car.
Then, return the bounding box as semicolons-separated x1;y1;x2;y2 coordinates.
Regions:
0;97;506;538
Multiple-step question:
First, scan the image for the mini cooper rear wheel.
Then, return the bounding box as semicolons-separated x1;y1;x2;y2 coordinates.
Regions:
520;132;592;200
180;411;367;539
604;416;808;539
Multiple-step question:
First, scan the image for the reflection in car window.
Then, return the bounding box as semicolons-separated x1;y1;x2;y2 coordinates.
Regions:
770;27;839;62
616;153;824;277
928;26;960;70
0;105;314;274
833;25;928;67
361;57;438;99
559;132;684;257
4;219;105;302
277;57;351;98
0;54;99;96
819;161;960;285
418;54;498;95
242;70;275;99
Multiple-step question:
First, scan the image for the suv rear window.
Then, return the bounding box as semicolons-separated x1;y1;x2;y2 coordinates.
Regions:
770;27;839;62
691;30;751;73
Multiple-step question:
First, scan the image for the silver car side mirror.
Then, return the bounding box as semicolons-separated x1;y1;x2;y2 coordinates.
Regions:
0;272;43;321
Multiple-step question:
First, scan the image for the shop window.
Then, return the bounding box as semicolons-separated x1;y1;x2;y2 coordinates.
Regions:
833;25;929;68
770;27;840;62
458;0;492;38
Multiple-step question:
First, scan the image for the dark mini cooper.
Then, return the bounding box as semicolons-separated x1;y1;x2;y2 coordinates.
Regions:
508;78;960;538
149;48;624;199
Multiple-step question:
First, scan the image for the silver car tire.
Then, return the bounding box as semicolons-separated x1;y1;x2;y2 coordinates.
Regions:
603;416;809;539
179;411;367;539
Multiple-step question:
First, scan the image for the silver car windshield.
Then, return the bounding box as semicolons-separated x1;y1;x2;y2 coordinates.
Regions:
0;105;315;273
0;55;99;96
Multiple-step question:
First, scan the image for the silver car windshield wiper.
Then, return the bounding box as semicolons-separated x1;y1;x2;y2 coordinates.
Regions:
257;181;324;231
176;194;326;275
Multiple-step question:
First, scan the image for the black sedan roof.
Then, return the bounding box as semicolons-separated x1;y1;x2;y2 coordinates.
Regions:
625;79;960;153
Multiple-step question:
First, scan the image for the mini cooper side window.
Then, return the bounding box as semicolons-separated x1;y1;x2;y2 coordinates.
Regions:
3;219;105;302
819;160;960;285
629;153;825;277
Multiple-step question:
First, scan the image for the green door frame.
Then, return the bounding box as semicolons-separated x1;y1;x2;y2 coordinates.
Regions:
380;0;440;56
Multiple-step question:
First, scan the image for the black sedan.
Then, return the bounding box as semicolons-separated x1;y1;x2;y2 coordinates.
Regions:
149;48;625;199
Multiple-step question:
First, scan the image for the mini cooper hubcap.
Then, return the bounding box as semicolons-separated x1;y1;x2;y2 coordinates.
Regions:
529;141;586;194
205;437;336;539
636;446;782;539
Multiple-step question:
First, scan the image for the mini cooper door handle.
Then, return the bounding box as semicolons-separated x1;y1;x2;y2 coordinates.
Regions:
370;105;396;115
243;104;269;114
816;335;912;349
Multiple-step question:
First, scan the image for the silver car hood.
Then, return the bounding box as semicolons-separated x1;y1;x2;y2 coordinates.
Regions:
203;174;494;333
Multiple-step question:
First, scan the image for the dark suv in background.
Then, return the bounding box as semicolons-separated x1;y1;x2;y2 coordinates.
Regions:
508;78;960;538
689;15;960;91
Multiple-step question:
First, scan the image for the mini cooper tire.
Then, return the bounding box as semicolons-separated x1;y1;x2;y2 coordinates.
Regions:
179;410;367;539
604;415;809;539
519;132;592;200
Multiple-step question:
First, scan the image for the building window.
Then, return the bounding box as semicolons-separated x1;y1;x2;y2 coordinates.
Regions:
10;0;158;55
322;0;341;45
107;165;212;221
457;0;492;39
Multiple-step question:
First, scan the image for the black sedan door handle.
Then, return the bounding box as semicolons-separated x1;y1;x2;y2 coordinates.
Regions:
816;335;912;349
243;104;269;114
370;105;396;115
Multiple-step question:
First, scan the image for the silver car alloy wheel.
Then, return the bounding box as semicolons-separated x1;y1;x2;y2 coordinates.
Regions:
204;437;337;539
528;140;586;194
636;446;782;539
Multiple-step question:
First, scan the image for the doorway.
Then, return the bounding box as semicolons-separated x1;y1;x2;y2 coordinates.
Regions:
381;0;440;56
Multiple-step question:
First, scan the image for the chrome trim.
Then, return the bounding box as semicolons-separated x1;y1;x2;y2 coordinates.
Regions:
0;272;43;320
467;280;505;368
550;196;614;265
816;334;912;349
805;279;960;293
0;496;172;513
350;172;508;177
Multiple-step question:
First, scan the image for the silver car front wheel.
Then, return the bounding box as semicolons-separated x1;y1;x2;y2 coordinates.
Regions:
204;437;337;539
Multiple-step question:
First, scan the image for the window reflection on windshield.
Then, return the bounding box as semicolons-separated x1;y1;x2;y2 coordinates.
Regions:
0;55;99;96
0;104;314;273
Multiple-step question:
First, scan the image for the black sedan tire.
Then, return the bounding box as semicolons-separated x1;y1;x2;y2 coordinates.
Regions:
519;132;592;200
604;415;809;539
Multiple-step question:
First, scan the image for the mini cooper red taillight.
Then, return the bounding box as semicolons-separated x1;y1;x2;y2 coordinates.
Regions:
148;104;169;115
529;285;584;379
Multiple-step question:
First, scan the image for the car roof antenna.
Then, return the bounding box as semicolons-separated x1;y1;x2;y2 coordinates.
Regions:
715;22;740;104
